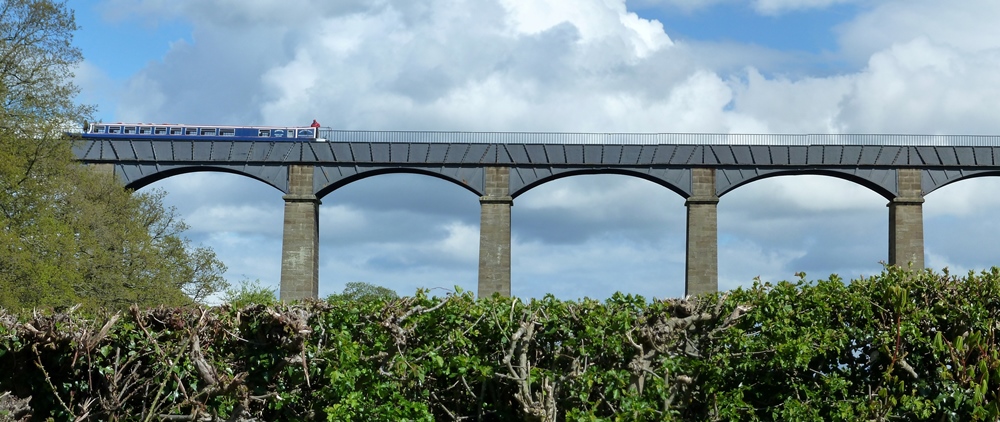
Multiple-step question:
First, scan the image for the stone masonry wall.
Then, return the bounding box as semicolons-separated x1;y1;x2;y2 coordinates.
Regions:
280;165;320;300
889;168;925;268
478;166;512;297
685;168;719;296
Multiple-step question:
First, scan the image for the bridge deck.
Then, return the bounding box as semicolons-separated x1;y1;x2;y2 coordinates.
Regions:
72;133;1000;199
74;138;1000;168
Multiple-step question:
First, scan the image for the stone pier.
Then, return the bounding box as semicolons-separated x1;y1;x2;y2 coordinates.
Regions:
888;168;925;268
478;166;512;297
279;165;321;300
685;168;719;296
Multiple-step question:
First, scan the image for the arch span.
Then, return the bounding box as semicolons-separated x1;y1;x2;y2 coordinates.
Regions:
119;164;288;193
314;166;484;199
718;168;897;200
510;173;688;299
717;174;888;288
510;168;691;199
924;176;1000;273
922;169;1000;196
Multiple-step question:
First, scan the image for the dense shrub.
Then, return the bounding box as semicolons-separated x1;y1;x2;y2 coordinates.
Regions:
2;267;1000;421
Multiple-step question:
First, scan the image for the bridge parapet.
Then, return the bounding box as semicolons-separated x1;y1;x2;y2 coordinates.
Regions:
320;131;1000;146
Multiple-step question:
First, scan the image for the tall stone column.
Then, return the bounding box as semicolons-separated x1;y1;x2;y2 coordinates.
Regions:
888;168;924;268
478;166;512;297
685;167;719;296
280;165;321;301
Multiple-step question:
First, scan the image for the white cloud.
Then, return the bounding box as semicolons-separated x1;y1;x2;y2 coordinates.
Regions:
202;231;282;282
117;72;168;123
500;0;672;58
837;0;1000;60
429;222;481;263
725;176;886;213
924;249;964;275
718;238;806;290
250;0;686;131
320;204;369;231
729;69;851;133
185;205;283;235
835;38;1000;134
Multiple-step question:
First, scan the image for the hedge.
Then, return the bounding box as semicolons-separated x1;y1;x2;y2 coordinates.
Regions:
2;266;999;421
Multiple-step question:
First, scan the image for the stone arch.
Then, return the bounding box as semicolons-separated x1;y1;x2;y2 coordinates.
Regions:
508;171;688;298
718;168;897;200
717;172;890;285
921;169;1000;196
510;168;691;199
922;173;1000;274
116;164;288;193
314;166;484;199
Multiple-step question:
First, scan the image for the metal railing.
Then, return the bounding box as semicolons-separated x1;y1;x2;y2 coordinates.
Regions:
319;130;1000;146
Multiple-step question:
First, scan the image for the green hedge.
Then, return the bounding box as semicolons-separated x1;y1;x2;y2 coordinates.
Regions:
2;267;1000;421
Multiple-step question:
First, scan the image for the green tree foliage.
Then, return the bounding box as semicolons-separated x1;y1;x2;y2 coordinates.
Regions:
222;278;278;308
327;281;399;303
0;0;88;126
0;0;227;311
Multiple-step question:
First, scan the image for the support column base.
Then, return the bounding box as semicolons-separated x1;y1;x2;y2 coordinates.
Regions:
888;197;924;269
478;195;512;298
279;194;321;301
685;196;719;297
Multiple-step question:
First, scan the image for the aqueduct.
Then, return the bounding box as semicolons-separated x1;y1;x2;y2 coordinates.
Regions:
74;131;1000;299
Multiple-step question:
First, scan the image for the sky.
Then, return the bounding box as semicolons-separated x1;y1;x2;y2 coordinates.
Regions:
70;0;1000;301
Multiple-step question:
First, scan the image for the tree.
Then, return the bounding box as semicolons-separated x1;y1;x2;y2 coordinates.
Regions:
0;0;89;127
0;0;228;311
222;278;278;308
327;282;399;303
57;181;230;309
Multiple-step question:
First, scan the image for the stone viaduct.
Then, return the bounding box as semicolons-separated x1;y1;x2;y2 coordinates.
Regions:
73;131;1000;300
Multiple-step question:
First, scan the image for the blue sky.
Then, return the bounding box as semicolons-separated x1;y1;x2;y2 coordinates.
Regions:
70;0;1000;300
641;3;852;51
74;7;191;82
